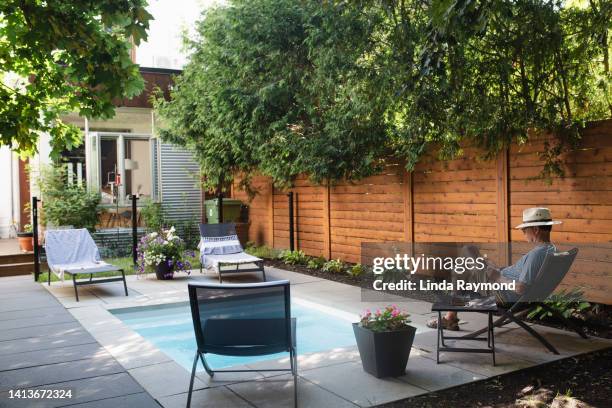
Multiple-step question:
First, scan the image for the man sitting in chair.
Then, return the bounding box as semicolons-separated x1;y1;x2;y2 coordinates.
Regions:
426;207;562;331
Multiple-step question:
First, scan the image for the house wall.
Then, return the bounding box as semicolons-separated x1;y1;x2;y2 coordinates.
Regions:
233;119;612;304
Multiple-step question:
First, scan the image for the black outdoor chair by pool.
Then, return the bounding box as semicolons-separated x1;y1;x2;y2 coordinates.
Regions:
187;280;297;408
198;223;265;283
462;248;587;354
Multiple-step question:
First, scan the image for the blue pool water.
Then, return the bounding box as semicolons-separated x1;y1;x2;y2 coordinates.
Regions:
112;300;356;370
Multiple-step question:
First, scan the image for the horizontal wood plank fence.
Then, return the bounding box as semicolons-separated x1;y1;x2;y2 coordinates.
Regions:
233;120;612;304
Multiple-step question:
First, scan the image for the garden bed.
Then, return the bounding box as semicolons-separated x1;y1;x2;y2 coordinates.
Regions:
377;347;612;408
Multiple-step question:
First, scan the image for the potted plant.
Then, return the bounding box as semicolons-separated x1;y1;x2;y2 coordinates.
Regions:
17;224;34;252
353;305;416;378
137;227;193;280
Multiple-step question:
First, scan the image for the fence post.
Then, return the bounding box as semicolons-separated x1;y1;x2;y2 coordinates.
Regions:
131;194;138;266
32;196;40;282
287;192;294;251
322;181;331;259
496;148;510;265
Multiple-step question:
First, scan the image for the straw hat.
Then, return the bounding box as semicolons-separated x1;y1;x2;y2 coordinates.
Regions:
515;207;562;229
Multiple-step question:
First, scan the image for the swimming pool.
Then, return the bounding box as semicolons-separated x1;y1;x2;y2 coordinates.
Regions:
111;298;357;370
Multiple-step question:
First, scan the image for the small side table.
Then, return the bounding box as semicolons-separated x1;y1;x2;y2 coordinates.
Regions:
432;298;497;366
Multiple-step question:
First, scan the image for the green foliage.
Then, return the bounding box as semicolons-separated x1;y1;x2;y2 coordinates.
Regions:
245;243;279;259
527;288;591;320
359;305;411;332
156;0;611;189
279;249;308;265
22;223;32;233
139;199;165;231
307;256;326;270
37;165;101;231
155;0;388;190
0;0;152;157
347;263;366;277
322;259;345;274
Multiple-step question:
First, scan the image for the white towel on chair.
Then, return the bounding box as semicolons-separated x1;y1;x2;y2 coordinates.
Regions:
45;228;105;280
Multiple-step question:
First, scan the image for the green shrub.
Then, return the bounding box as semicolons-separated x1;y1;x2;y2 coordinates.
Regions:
245;244;278;259
279;249;308;265
139;198;165;231
322;259;345;274
37;165;101;231
347;263;366;277
307;256;326;269
527;288;590;320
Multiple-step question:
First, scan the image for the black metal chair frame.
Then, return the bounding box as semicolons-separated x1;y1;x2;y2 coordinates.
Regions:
461;248;588;354
186;280;297;407
198;223;266;283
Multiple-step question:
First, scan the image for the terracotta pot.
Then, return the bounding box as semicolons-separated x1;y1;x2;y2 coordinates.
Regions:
17;232;34;252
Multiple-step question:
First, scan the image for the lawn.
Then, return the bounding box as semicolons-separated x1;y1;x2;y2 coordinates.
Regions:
36;254;202;283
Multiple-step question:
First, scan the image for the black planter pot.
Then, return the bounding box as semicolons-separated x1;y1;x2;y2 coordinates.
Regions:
155;260;175;280
352;323;416;378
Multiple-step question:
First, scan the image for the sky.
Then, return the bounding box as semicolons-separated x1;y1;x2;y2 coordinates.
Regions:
136;0;223;70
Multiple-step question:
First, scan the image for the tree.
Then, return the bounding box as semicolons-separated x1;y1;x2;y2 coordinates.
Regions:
0;0;152;157
156;0;390;189
393;0;612;175
156;0;611;189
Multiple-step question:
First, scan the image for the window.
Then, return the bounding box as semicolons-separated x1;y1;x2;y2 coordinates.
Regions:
87;132;156;206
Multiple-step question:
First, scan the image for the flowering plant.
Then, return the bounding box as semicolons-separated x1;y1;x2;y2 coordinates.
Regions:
359;305;411;332
137;227;194;277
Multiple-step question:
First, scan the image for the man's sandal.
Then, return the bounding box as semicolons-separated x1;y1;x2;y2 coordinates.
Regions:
426;317;460;331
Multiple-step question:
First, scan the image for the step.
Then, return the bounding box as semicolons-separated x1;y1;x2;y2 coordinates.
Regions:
0;263;35;277
0;253;34;266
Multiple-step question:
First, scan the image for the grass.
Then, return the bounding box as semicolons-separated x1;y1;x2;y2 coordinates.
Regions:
36;254;202;283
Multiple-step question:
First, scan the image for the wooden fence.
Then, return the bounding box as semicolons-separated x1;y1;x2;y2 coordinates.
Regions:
233;120;612;304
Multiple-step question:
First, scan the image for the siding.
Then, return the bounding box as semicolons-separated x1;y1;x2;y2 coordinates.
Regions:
159;143;201;223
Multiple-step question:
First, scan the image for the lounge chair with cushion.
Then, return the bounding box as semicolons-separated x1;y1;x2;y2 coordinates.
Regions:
43;228;128;301
462;248;587;354
187;280;297;407
198;223;265;283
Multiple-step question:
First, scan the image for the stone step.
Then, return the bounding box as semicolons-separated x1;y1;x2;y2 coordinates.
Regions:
0;263;34;277
0;253;34;266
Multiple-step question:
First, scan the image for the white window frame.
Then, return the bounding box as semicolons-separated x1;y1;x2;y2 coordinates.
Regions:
85;131;157;206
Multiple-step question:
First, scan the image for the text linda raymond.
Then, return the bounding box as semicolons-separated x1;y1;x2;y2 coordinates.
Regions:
372;279;516;292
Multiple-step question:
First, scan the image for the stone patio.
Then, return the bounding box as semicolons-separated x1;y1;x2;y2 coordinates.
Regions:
1;267;610;408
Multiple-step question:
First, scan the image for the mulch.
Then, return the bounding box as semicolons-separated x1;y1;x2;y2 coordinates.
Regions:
375;347;612;408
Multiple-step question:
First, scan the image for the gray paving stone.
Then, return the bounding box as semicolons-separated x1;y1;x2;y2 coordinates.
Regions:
300;361;428;407
0;343;107;371
0;328;96;355
128;361;208;399
397;354;485;391
0;314;76;331
0;373;145;408
228;374;359;408
0;356;125;392
0;298;60;313
157;387;253;408
0;307;72;322
60;392;161;408
0;321;83;342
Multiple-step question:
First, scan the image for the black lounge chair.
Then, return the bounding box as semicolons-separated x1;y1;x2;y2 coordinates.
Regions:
198;223;265;283
463;248;587;354
187;280;297;407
